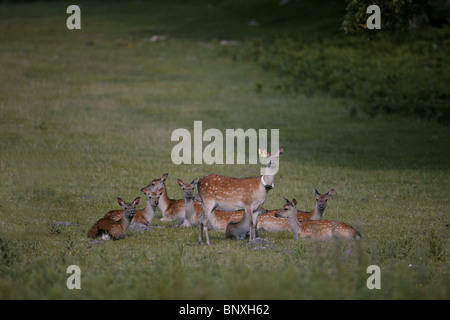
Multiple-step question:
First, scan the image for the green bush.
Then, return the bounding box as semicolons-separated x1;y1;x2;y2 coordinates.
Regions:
242;25;450;124
342;0;430;33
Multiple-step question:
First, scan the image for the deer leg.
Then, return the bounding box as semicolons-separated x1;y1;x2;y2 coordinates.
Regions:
198;210;206;244
198;206;213;245
251;209;260;240
245;206;255;241
204;224;210;246
198;218;203;243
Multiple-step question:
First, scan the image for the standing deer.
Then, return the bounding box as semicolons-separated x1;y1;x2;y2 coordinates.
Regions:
177;177;249;230
197;147;283;245
87;197;140;240
274;198;361;241
255;188;335;232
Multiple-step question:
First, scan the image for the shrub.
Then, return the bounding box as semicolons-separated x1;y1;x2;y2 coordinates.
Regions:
242;24;450;124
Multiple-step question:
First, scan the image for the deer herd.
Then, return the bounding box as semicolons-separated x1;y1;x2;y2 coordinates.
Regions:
88;147;361;244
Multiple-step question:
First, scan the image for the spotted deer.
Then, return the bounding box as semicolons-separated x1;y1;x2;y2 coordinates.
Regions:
274;198;361;241
129;188;163;231
256;188;335;232
177;177;249;231
87;197;140;240
197;147;283;245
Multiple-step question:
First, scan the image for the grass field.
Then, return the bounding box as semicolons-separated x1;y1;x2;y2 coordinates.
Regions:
0;0;448;299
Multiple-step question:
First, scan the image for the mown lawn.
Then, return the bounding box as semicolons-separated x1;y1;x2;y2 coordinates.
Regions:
0;0;448;299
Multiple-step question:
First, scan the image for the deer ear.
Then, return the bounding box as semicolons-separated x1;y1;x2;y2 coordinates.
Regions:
161;173;168;182
118;198;125;207
191;177;198;185
141;187;149;195
283;196;290;204
133;197;140;206
314;187;320;198
158;189;164;196
292;199;297;206
177;178;184;187
326;189;335;198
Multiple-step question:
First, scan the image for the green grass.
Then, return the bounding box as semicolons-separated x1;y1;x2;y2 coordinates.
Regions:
0;0;448;299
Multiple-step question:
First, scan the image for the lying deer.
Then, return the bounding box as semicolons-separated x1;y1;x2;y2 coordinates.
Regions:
87;197;140;240
149;173;188;224
197;147;283;245
274;198;361;241
225;188;334;239
177;177;201;227
98;175;165;226
256;188;335;232
128;188;163;231
177;177;248;230
225;207;268;240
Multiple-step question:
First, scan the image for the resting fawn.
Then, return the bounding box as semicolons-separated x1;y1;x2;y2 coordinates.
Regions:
129;188;163;231
87;197;140;240
274;198;361;241
149;173;187;223
102;174;166;220
177;177;202;227
256;188;335;232
225;207;268;240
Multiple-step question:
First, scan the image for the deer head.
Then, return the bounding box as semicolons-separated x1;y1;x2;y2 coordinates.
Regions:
259;147;283;176
141;187;164;207
314;188;334;211
275;197;297;218
118;197;140;218
177;177;198;200
142;173;168;193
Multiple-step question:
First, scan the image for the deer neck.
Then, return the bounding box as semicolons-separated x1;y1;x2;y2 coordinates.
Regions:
311;202;325;220
142;199;156;225
158;187;171;214
228;209;250;239
287;213;303;237
121;214;134;231
184;197;196;224
261;174;275;189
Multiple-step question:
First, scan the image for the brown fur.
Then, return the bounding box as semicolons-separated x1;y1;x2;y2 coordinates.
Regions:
87;197;140;240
